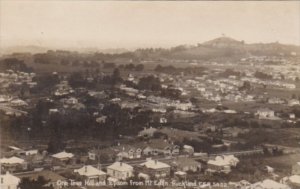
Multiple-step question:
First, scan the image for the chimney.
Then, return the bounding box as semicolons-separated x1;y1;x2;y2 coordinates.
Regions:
85;166;87;173
120;162;123;166
97;163;101;170
155;160;157;165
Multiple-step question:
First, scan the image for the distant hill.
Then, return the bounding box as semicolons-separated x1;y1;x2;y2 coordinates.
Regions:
0;45;49;55
134;37;300;60
0;45;129;56
203;36;245;47
1;37;299;61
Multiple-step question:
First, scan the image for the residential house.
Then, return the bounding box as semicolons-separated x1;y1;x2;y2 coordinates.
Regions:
286;175;300;188
257;108;275;119
152;108;167;113
3;146;24;157
292;162;300;175
74;165;106;183
0;172;20;189
289;113;296;119
65;97;78;105
159;117;168;124
137;94;146;100
51;151;74;164
0;156;27;172
143;139;180;156
96;116;107;124
107;162;133;180
288;99;300;106
138;127;158;138
24;149;38;156
174;171;187;180
10;99;28;106
72;102;86;110
207;155;239;174
49;109;59;114
139;159;171;178
268;97;285;104
88;148;117;162
251;179;290;189
183;145;194;155
115;143;147;160
207;159;231;174
174;102;193;111
264;165;275;174
0;95;12;102
222;127;250;138
172;157;201;172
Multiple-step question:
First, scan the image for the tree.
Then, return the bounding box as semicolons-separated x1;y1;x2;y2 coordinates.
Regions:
138;75;161;91
154;64;162;72
112;68;123;85
47;114;65;153
1;58;33;72
68;72;86;88
124;63;135;70
135;64;144;71
103;62;116;69
239;81;251;91
19;176;53;189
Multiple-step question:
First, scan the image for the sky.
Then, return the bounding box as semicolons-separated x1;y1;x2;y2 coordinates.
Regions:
1;1;300;50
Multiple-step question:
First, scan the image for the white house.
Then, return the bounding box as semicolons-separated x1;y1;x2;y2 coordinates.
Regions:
10;99;28;106
0;172;20;189
107;162;133;180
207;155;239;174
140;159;171;178
222;155;239;167
138;127;158;138
251;179;290;189
292;162;300;175
74;165;106;183
183;145;194;155
287;175;300;188
96;116;107;124
0;156;26;172
257;108;275;119
0;156;25;164
288;99;300;106
51;151;74;162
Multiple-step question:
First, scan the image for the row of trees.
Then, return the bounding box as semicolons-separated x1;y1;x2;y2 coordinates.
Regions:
154;64;206;75
0;58;33;72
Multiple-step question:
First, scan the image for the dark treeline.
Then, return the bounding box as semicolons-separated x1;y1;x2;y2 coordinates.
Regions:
154;64;206;75
0;58;34;72
33;50;136;65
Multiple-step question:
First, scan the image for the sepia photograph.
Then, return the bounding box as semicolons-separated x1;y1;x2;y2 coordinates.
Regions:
0;1;300;189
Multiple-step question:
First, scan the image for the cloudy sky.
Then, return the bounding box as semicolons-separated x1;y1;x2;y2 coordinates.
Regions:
1;1;299;49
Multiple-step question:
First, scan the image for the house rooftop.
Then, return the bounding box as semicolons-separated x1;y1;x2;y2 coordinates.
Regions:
0;172;20;186
74;165;106;177
251;179;290;189
107;162;133;172
51;151;74;159
141;159;170;169
0;156;25;164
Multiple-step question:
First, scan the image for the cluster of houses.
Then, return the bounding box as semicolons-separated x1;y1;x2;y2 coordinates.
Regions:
0;70;37;90
2;156;300;189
